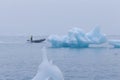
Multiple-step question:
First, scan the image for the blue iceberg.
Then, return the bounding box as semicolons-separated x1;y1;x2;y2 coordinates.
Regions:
109;40;120;48
48;27;107;48
86;27;107;44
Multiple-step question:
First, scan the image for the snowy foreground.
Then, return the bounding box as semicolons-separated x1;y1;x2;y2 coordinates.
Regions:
48;27;120;48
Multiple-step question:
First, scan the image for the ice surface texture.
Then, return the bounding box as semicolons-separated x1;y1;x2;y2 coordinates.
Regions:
48;27;107;48
109;40;120;48
32;47;64;80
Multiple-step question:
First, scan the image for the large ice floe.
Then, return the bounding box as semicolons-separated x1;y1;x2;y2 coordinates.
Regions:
32;47;64;80
109;40;120;48
48;27;107;48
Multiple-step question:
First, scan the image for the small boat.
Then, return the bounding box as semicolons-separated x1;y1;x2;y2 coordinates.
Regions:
27;36;46;43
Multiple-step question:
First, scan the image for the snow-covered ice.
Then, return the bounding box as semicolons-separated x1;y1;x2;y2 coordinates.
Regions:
32;47;64;80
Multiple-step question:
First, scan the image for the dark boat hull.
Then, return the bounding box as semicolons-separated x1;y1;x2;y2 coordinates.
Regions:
27;39;46;43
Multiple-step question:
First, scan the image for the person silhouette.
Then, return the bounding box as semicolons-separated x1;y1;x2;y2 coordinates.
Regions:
31;35;33;42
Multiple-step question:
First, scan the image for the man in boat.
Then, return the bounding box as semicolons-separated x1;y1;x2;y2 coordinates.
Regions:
28;35;46;43
30;35;33;42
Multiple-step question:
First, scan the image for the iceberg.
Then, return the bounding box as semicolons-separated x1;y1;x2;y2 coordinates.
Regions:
109;40;120;48
48;28;89;48
32;47;64;80
48;27;107;48
86;27;107;44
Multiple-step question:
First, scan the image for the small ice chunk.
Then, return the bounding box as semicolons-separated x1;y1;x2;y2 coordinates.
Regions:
32;47;64;80
109;40;120;48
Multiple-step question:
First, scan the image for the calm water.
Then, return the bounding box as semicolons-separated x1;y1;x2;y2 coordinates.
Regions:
0;36;120;80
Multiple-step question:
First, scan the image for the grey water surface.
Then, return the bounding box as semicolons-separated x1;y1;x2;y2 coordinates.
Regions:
0;36;120;80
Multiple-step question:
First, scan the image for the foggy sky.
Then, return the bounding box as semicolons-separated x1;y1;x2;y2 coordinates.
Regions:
0;0;120;36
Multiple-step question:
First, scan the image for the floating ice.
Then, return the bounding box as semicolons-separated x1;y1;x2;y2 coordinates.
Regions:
48;28;89;48
48;27;107;48
32;47;64;80
86;27;107;44
109;40;120;48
